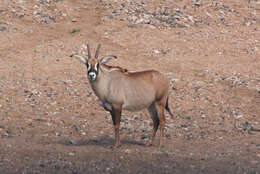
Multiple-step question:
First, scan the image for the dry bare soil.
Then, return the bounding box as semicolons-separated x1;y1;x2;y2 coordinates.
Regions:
0;0;260;173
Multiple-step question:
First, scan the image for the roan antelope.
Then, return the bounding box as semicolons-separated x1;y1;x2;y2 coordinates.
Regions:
71;44;173;148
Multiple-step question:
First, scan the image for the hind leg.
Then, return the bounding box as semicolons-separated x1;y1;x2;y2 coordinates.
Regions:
156;97;167;147
110;105;122;148
146;103;160;146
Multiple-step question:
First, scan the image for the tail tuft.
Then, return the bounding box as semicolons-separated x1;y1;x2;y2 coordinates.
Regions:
165;96;174;119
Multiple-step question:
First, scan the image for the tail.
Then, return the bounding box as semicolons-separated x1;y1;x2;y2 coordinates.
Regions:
165;96;174;119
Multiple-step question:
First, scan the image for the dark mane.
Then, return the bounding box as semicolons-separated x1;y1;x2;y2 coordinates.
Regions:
102;64;128;73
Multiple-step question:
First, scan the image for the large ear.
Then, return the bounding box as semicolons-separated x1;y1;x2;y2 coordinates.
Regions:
100;55;117;64
70;54;87;64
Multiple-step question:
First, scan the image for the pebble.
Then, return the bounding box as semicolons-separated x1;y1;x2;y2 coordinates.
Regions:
69;139;77;145
68;152;75;156
185;116;191;120
39;161;45;168
125;149;132;153
42;19;51;24
141;135;148;140
0;26;7;32
72;125;81;132
55;165;61;170
103;0;255;29
153;50;160;54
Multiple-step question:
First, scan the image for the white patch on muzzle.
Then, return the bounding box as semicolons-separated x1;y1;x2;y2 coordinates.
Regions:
88;72;97;81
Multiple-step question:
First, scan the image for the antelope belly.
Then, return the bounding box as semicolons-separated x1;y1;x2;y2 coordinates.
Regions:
122;101;151;111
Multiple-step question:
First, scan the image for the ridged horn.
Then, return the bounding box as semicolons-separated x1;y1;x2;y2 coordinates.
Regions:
95;44;101;59
87;44;91;59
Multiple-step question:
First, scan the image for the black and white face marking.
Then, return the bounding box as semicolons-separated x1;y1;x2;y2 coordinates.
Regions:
86;61;99;81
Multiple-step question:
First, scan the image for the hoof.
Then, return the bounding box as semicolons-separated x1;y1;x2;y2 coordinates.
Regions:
146;141;153;147
114;143;121;148
159;143;164;148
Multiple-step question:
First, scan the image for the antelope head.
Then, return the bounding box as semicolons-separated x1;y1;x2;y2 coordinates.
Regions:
71;44;117;81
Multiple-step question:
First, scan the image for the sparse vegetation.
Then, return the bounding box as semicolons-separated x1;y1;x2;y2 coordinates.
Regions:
127;25;137;28
71;28;81;34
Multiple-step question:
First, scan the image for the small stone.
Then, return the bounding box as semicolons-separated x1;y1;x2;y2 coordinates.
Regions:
72;125;81;132
72;171;78;174
39;162;45;168
194;86;201;92
192;0;201;7
69;152;75;156
42;19;51;24
70;18;77;23
141;135;148;140
55;132;61;136
55;165;61;170
185;116;191;120
124;124;133;131
129;15;138;22
135;18;144;24
0;26;6;32
106;15;113;19
167;123;175;129
19;14;25;19
144;19;151;24
188;16;194;23
69;139;77;145
125;149;132;153
245;21;251;26
154;50;160;54
133;115;138;120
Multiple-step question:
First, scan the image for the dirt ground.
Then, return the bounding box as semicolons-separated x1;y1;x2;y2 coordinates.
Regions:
0;0;260;173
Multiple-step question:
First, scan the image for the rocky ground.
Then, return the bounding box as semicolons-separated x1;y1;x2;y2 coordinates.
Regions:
0;0;260;173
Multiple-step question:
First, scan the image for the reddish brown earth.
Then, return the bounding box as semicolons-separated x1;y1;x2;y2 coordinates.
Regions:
0;0;260;173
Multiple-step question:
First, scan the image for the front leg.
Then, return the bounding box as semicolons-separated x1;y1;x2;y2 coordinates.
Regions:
110;105;122;148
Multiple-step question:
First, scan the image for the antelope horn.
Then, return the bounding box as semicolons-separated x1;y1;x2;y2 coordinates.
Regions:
95;44;101;59
87;44;91;59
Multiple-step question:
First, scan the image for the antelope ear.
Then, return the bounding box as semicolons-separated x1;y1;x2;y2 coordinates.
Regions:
70;54;87;64
100;55;117;64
